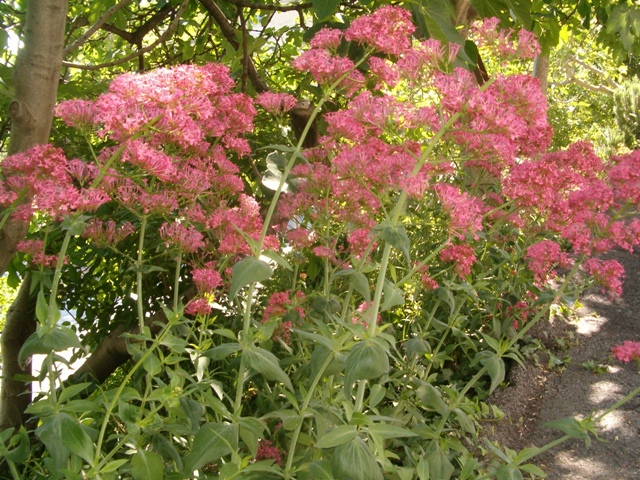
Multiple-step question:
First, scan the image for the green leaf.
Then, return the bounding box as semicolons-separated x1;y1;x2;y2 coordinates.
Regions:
471;0;508;22
131;450;164;480
36;414;70;471
331;436;383;480
100;459;129;474
229;257;273;299
454;408;477;438
243;346;294;391
422;0;465;45
506;0;533;27
543;417;590;445
19;327;82;364
4;427;30;464
404;338;431;359
261;409;302;431
261;151;301;193
335;269;371;303
315;424;358;449
376;223;411;263
366;423;418;439
58;382;92;403
202;343;242;361
436;287;456;316
381;279;404;312
313;0;340;20
416;383;449;416
262;250;293;271
183;423;238;474
368;384;386;408
36;290;48;323
344;341;389;397
417;457;430;480
309;346;343;379
425;442;454;480
57;413;93;463
482;354;505;394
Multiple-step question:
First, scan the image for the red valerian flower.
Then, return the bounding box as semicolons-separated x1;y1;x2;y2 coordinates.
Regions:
611;341;640;363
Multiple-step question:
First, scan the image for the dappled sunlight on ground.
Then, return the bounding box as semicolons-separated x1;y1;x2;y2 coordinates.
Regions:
588;380;622;405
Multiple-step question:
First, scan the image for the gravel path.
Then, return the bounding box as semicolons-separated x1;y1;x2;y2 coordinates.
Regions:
488;248;640;479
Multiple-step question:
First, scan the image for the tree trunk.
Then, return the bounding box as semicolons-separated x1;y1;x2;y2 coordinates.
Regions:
533;54;550;95
0;0;68;275
0;0;68;431
0;275;36;430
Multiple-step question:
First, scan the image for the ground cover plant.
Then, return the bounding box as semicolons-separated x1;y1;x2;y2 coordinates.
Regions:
1;5;640;480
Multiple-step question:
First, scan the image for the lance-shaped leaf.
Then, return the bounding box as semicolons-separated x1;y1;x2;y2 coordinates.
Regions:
344;341;389;397
229;257;273;299
183;423;238;474
243;346;294;391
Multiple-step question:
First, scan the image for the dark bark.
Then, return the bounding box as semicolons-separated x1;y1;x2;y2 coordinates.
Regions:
0;0;68;431
0;275;36;430
199;0;270;93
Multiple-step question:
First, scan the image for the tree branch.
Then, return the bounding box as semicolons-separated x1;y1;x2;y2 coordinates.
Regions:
61;0;188;71
198;0;270;93
224;0;312;12
63;0;135;56
67;286;197;386
101;3;173;46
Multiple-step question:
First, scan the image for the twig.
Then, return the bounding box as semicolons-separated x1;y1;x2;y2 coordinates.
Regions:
61;0;188;71
224;0;312;12
63;0;135;55
198;0;270;92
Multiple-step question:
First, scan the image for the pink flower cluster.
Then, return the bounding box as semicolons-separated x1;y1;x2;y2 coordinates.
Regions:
525;240;572;284
439;244;476;278
262;290;306;345
255;440;283;466
582;258;625;299
191;266;223;294
16;239;59;268
352;301;382;328
82;219;136;248
345;6;415;55
293;6;414;95
256;92;298;114
434;183;485;239
1;144;110;220
58;63;255;155
611;341;640;363
471;17;541;60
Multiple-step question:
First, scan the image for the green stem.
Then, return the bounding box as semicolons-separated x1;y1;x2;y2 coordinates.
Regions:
354;380;367;412
474;435;571;480
173;252;182;313
93;324;172;465
368;243;392;337
7;459;20;480
595;383;640;423
507;257;584;349
136;215;148;332
284;351;336;476
47;229;73;329
424;300;465;379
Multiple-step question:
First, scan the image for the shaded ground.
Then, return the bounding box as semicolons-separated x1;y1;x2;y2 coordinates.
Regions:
487;248;640;479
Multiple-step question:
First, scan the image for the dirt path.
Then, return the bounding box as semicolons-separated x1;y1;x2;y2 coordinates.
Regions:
488;248;640;479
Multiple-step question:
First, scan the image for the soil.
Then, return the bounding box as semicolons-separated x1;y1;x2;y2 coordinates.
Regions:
486;248;640;479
